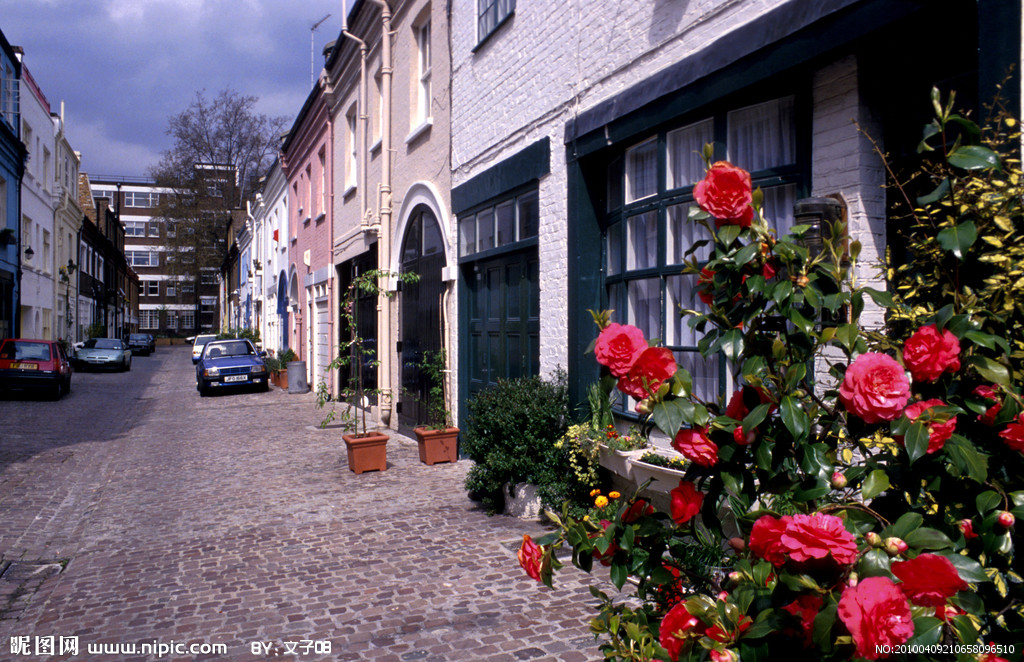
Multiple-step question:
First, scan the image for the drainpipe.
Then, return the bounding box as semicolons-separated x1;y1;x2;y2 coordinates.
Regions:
368;0;394;427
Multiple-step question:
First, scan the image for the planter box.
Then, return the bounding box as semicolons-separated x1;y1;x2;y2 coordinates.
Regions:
630;457;688;493
597;443;646;480
414;426;459;465
343;431;388;474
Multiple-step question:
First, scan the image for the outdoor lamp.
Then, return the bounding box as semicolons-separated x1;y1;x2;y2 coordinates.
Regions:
24;246;34;260
793;197;844;258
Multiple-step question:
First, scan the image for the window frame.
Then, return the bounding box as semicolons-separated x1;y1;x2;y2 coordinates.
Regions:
457;184;539;262
475;0;515;48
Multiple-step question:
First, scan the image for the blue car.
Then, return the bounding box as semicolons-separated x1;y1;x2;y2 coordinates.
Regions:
195;338;269;396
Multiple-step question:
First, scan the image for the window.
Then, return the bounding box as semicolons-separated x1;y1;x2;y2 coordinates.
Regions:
318;147;327;217
148;223;160;237
166;311;178;330
478;0;514;44
166;221;176;238
415;19;432;125
346;106;358;190
127;251;158;267
1;59;18;129
124;191;160;207
182;282;195;295
604;95;800;407
124;221;146;237
459;187;538;257
146;281;159;296
166;283;176;297
373;70;383;145
180;311;195;330
140;310;159;329
201;273;217;285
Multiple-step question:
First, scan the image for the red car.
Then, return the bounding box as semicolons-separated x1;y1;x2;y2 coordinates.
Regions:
0;338;73;399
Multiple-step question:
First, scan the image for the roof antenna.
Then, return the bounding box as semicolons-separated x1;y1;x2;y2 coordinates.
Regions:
311;14;332;87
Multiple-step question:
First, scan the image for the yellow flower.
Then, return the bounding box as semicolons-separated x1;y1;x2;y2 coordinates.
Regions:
595;496;609;508
590;489;601;497
609;491;621;500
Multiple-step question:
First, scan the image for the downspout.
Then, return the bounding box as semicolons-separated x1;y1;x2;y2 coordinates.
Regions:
369;0;394;427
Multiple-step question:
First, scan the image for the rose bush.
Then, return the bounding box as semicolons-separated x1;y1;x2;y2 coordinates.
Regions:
519;92;1023;661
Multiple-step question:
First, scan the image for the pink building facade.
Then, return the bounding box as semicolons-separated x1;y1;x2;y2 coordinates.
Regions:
281;82;335;392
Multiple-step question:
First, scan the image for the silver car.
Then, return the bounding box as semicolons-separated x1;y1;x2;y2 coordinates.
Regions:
73;337;132;371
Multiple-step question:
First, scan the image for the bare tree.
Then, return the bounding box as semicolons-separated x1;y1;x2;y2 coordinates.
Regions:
148;89;288;333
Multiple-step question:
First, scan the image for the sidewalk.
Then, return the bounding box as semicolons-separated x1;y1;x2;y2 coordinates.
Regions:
0;347;607;661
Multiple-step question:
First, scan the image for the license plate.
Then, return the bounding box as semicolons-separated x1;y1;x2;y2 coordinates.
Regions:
12;363;38;370
224;375;248;383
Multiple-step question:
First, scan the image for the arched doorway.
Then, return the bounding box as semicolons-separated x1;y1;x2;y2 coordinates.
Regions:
398;205;445;426
277;271;289;351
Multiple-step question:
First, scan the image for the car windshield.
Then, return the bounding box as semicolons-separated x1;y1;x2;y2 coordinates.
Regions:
0;341;51;361
130;335;147;342
205;341;253;359
84;338;122;350
194;336;216;347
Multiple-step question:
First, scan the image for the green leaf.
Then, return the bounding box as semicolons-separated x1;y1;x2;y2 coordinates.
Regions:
889;512;924;539
858;548;893;579
916;178;950;205
976;490;1001;514
967;355;1011;386
904;421;930;464
948;144;1001;171
936;221;977;260
720;328;745;363
610;562;628;590
861;287;894;308
780;396;809;441
733;241;760;267
742;403;772;431
651;399;689;439
862;469;890;500
718;225;741;246
906;616;943;646
904;527;953;551
944;435;989;483
772;280;793;305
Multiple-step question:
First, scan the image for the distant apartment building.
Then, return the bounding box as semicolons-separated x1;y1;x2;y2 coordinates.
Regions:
88;176;217;337
0;28;24;339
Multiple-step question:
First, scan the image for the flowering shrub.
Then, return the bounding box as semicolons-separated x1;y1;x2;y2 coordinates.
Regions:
519;93;1023;661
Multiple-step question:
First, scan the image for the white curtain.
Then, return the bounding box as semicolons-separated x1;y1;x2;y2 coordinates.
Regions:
627;278;660;342
627;211;658;271
626;138;658;202
727;96;795;171
667;204;712;264
666;274;707;347
762;183;798;237
607;222;622;276
667;118;713;189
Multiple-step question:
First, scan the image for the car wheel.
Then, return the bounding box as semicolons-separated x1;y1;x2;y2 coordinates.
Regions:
124;357;131;371
199;383;210;397
260;380;270;393
49;381;62;401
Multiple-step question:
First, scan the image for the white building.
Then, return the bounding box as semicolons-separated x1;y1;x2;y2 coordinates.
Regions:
450;0;1021;416
52;103;82;342
16;56;56;340
252;159;289;357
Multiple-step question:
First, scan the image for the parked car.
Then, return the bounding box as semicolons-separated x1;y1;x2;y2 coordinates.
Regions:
127;333;156;356
191;334;218;364
73;337;132;371
0;338;73;399
195;338;269;396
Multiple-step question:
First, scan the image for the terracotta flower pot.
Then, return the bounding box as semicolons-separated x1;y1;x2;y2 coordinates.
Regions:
275;369;288;389
413;426;459;465
343;431;388;474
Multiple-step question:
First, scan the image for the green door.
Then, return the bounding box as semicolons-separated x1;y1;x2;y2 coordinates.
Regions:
464;247;539;399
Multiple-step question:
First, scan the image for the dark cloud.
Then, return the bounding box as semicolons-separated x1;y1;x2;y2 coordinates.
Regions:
1;0;342;176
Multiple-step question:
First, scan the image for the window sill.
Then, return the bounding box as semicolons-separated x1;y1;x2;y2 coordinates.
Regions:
370;137;382;155
313;212;326;225
342;184;357;199
405;118;433;145
302;215;312;226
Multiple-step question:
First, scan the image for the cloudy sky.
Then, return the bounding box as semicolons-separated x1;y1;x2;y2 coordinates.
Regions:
1;0;348;177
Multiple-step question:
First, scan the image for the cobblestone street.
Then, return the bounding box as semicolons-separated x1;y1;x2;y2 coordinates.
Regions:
0;347;607;661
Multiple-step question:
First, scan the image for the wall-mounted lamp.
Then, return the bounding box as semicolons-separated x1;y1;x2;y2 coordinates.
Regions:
24;246;34;260
793;197;845;258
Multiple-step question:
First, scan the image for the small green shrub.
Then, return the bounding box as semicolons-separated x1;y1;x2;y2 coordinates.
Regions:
462;371;571;514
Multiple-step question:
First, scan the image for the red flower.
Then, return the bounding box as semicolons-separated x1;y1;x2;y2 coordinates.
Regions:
934;604;963;622
622;499;655;524
670;481;704;525
891;553;968;607
672;427;718;467
839;352;911;423
958;519;978;540
706;615;752;643
902;324;961;383
974;384;1002;425
617;346;677;401
694;161;754;228
999;413;1024;453
782;594;823;647
837;576;915;661
761;259;779;280
698;267;715;306
591;520;619;567
779;512;858;566
660;601;706;661
517;534;543;582
900;398;956;454
748;515;790;567
594;322;647;378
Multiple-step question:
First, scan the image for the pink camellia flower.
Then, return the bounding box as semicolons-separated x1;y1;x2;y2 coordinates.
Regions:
999;413;1024;453
838;352;911;423
518;534;543;582
672;427;718;467
958;519;978;540
670;480;704;525
694;161;754;228
902;324;961;383
837;576;915;661
891;553;968;607
780;512;859;566
748;514;790;567
660;601;706;661
697;267;715;306
594;323;647;378
617;346;677;401
900;398;956;454
974;384;1002;425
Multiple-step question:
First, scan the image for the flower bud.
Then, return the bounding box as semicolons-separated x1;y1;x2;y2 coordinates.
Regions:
958;519;978;539
727;571;743;585
884;537;908;557
710;650;738;662
997;511;1015;528
831;471;848;489
716;591;729;602
728;537;746;553
847;571;858;587
864;531;882;548
635;400;652;415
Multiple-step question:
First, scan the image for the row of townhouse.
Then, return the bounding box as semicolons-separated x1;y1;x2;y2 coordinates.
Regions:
237;0;1021;433
0;28;138;344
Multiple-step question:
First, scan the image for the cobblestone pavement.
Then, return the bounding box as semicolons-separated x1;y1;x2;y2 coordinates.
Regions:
0;346;612;661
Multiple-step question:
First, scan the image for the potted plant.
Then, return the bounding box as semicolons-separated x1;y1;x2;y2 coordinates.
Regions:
318;268;418;474
274;348;295;389
413;348;459;465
